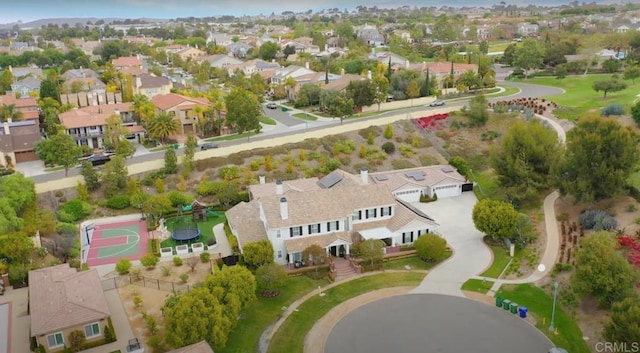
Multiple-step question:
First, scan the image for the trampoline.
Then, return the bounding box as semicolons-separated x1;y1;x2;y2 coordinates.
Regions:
171;217;201;242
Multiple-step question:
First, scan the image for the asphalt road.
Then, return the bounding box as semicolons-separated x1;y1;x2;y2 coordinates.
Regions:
325;294;553;353
262;103;306;127
30;77;560;184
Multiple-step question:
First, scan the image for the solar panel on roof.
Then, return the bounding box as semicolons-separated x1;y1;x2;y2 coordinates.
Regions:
374;174;389;181
404;171;426;181
441;166;455;173
318;171;343;189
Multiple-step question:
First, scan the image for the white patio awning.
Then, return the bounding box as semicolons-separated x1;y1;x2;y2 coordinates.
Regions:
359;227;394;240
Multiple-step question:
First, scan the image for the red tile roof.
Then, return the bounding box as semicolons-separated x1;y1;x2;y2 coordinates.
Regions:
112;56;143;67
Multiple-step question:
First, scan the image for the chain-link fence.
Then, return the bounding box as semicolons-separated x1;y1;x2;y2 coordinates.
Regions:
101;273;193;293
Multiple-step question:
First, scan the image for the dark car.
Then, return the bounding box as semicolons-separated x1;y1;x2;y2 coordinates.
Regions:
200;143;219;150
266;102;278;109
428;100;445;107
88;155;111;167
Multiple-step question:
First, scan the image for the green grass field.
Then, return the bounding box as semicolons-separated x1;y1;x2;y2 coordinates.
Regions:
497;284;590;353
523;74;640;120
267;272;426;353
480;243;512;278
461;278;494;294
160;214;226;248
259;116;277;125
219;276;328;353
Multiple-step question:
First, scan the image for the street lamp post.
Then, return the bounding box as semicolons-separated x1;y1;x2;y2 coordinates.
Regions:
549;281;559;332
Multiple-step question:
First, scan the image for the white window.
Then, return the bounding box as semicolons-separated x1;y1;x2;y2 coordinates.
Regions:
327;221;339;231
290;226;302;237
47;332;64;349
278;250;282;258
308;223;320;234
381;206;392;216
276;230;281;238
84;322;100;338
366;208;377;219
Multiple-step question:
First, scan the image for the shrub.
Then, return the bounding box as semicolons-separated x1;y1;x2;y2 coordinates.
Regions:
384;124;394;139
160;265;171;276
391;159;417;170
200;252;211;263
180;273;189;283
106;195;130;209
414;234;447;262
115;258;132;274
381;141;395;154
449;156;470;177
167;191;195;207
57;199;93;222
398;144;415;157
601;103;625;117
420;155;439;166
140;254;159;269
173;256;183;266
367;132;375;145
133;296;143;308
104;323;115;343
141;170;165;186
579;209;618;231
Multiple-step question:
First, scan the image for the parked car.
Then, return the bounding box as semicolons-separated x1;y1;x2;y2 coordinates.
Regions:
266;102;278;109
87;155;111;167
428;100;445;107
200;143;219;150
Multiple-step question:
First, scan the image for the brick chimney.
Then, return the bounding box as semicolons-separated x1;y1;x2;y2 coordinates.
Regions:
280;197;288;220
275;180;283;195
360;168;368;185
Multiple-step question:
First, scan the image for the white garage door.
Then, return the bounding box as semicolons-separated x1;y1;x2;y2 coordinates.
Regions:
394;189;421;203
433;184;461;198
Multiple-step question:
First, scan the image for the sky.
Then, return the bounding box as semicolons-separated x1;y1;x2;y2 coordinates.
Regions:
0;0;617;24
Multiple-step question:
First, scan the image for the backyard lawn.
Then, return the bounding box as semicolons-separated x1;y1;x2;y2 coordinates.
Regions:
522;74;640;120
497;284;590;353
160;214;226;248
267;272;426;353
219;276;328;353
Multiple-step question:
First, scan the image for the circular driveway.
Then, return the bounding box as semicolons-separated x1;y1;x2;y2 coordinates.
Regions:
325;294;553;353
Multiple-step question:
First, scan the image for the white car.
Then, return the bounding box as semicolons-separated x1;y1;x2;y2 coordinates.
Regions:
428;100;445;107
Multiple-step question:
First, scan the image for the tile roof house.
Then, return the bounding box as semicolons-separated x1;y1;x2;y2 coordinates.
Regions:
356;25;386;47
61;68;107;94
0;119;41;165
199;54;243;69
134;73;173;99
227;59;280;76
151;93;210;134
227;165;469;266
29;264;111;353
112;56;144;71
0;93;39;121
59;102;135;149
8;65;43;80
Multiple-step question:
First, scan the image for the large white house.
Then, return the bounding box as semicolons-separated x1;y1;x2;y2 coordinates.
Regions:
226;166;471;266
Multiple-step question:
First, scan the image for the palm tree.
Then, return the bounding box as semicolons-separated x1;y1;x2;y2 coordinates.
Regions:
0;104;24;122
147;112;179;144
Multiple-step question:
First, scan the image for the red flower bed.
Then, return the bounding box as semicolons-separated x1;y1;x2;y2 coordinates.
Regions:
617;235;640;266
413;113;449;129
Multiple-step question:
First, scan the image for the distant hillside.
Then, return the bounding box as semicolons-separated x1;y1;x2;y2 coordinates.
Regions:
0;17;168;29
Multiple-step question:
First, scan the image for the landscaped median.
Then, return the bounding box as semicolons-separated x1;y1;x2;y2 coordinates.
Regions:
266;272;426;353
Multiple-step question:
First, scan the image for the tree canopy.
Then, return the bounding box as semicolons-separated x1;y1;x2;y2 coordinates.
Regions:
35;133;82;176
571;231;639;308
242;239;274;269
592;77;627;98
414;233;447;262
0;172;36;216
514;38;546;78
491;120;561;202
603;294;640;343
472;199;519;241
224;87;262;134
554;116;638;202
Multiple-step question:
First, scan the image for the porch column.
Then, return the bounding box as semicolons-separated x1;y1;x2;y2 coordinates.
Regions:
345;244;350;255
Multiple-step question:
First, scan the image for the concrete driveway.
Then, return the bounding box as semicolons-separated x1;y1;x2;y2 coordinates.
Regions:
325;294;553;353
410;192;492;296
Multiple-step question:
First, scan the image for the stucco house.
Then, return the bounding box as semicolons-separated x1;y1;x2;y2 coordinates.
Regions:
0;119;41;165
227;166;469;266
29;264;111;353
59;102;135;148
199;54;243;69
151;93;210;134
10;76;41;97
134;73;173;99
0;93;39;121
112;56;144;71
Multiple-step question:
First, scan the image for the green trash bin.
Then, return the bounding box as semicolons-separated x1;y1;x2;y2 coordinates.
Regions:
495;296;503;307
172;143;179;150
510;302;518;314
502;299;511;310
281;106;288;112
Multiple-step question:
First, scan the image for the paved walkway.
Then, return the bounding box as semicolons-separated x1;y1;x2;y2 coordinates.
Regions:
210;223;233;258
